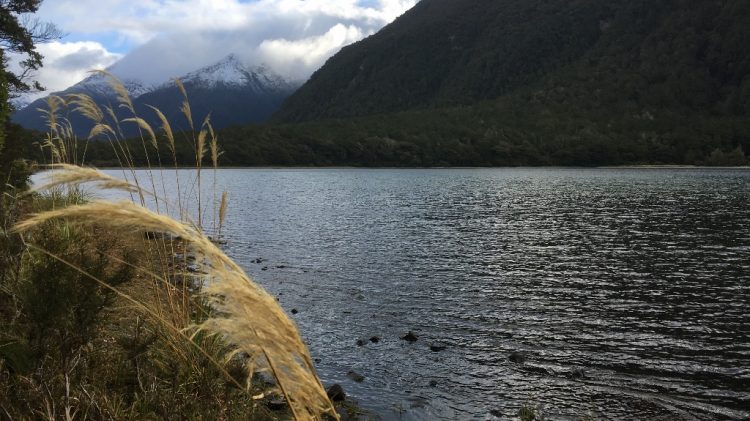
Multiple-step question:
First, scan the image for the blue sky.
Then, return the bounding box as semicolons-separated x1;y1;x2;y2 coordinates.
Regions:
16;0;417;100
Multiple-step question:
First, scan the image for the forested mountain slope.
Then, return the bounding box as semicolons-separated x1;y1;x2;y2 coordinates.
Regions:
276;0;750;124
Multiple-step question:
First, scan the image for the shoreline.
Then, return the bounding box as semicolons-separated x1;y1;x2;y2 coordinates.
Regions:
93;165;750;170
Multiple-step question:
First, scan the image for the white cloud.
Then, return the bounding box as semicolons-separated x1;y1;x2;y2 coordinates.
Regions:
26;0;419;90
9;41;122;103
257;24;366;79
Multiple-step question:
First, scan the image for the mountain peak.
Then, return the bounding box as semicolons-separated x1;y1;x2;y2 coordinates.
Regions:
64;70;154;100
178;54;291;92
219;53;241;64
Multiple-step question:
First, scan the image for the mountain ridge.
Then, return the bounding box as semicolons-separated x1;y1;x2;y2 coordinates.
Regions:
12;54;299;136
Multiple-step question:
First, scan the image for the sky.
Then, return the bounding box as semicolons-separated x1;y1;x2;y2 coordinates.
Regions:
13;0;417;101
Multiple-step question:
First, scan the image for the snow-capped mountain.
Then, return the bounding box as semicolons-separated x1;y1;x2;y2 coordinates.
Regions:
10;97;32;111
178;54;291;92
132;54;299;132
12;54;300;137
73;71;155;99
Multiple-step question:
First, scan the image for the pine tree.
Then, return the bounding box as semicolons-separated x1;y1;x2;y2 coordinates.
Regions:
0;0;57;185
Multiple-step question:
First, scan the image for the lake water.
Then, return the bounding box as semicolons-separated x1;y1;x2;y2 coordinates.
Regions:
98;168;749;420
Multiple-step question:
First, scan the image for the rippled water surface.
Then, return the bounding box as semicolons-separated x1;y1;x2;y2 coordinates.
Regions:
110;168;750;420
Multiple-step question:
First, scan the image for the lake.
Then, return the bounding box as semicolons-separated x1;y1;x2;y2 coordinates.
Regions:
99;168;749;420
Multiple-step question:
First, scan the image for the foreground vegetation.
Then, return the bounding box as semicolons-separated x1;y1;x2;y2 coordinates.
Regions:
1;188;271;419
0;65;341;419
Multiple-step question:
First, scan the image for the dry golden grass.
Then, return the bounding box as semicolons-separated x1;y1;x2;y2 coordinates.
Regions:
14;71;340;420
16;183;337;419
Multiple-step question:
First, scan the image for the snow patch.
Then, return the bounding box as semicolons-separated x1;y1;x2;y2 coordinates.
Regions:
73;71;156;100
175;54;293;92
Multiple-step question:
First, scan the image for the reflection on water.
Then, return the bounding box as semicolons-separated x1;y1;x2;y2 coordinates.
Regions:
99;168;749;420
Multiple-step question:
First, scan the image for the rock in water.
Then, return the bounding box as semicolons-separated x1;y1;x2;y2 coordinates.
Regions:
508;352;526;364
524;365;550;375
569;368;586;379
369;336;381;343
326;384;346;402
356;339;365;346
430;344;447;352
401;331;419;342
347;370;365;383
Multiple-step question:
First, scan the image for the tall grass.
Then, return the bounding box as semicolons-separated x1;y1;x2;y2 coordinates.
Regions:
4;72;337;420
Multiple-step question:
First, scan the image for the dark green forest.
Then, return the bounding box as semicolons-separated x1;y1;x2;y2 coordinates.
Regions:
75;97;748;167
278;0;750;123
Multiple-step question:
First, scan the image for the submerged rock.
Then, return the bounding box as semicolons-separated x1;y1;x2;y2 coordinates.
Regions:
208;236;227;245
356;339;365;347
569;368;586;379
429;343;447;352
524;365;550;375
508;352;526;364
347;370;365;383
401;331;419;342
369;336;381;343
327;384;346;401
429;380;438;387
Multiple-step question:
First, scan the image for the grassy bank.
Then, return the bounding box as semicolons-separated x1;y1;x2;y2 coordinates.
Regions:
0;74;341;420
1;189;271;419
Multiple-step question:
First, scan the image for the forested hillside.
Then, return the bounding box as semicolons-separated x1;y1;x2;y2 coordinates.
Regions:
230;0;750;166
277;0;750;123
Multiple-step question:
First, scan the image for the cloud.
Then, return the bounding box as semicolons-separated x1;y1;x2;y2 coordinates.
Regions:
9;41;122;103
28;0;419;88
257;24;366;79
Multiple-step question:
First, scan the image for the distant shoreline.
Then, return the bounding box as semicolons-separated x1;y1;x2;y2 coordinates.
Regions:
93;165;750;170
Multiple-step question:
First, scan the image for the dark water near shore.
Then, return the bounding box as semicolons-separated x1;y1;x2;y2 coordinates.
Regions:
101;168;749;420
